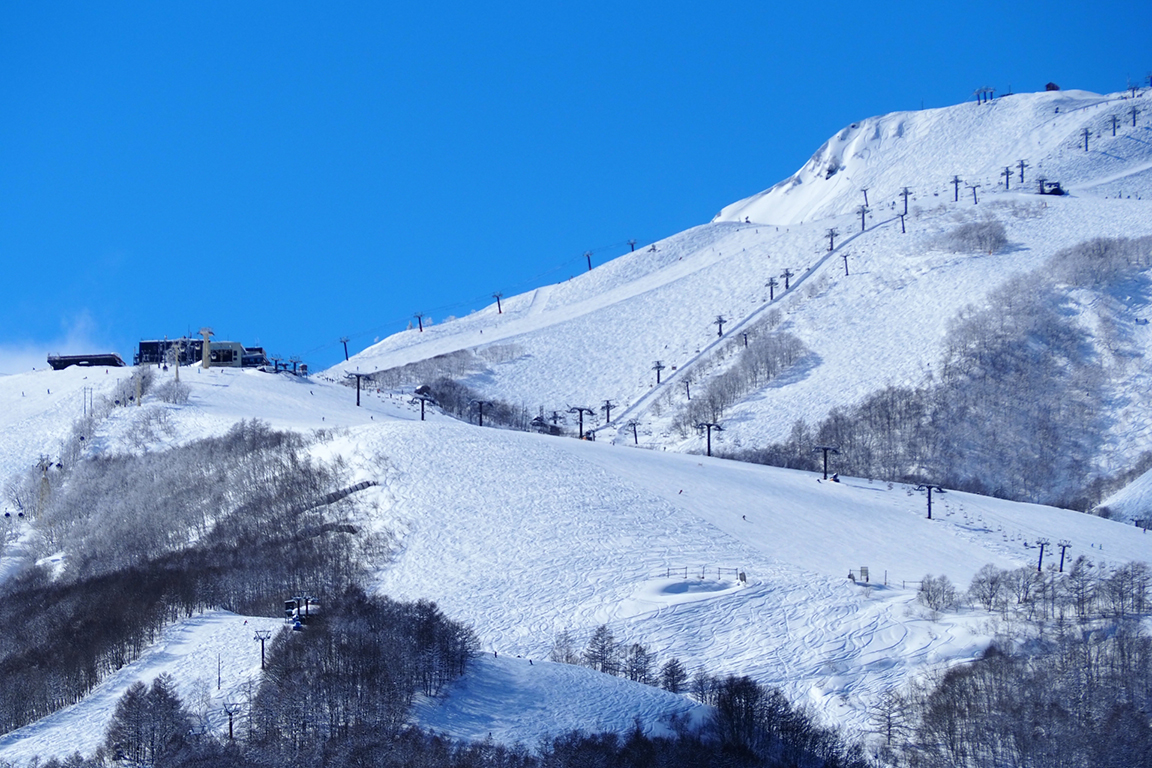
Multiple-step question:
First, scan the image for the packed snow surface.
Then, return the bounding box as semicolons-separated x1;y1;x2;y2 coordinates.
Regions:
1;363;1149;763
3;88;1152;763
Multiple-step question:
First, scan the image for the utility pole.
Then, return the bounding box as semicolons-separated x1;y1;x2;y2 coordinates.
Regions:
413;313;424;332
628;239;637;252
714;315;726;337
624;419;640;445
841;252;850;276
339;337;350;361
1017;159;1028;184
345;372;369;406
1002;166;1012;190
601;399;615;424
254;630;272;670
199;327;214;370
1111;114;1120;136
1057;540;1072;572
741;331;749;348
914;484;945;519
812;445;840;480
952;175;963;202
585;251;593;272
826;227;838;251
967;183;981;204
652;360;666;385
899;187;911;216
684;379;691;400
1036;538;1050;571
898;213;907;234
766;277;778;300
856;205;869;232
568;406;595;439
471;399;493;427
781;268;794;290
861;187;869;206
1130;105;1140;127
493;292;504;314
1081;127;1091;152
695;422;722;457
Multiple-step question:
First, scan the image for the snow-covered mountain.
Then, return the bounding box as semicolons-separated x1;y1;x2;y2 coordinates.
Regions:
2;87;1152;763
715;89;1152;225
326;88;1152;504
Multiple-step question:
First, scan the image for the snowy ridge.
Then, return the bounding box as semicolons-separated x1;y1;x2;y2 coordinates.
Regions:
714;89;1147;225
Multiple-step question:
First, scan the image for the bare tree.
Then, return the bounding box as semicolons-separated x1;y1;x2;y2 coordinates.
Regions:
582;624;620;675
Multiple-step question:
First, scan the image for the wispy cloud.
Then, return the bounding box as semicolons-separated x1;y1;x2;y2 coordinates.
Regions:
0;312;110;376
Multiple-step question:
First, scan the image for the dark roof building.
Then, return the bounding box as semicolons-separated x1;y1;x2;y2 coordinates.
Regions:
47;353;126;370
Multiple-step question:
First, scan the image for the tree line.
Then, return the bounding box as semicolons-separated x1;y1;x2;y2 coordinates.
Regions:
728;235;1152;510
919;559;1150;628
41;617;866;768
0;421;384;735
669;331;807;436
873;624;1151;767
864;559;1152;766
547;623;868;767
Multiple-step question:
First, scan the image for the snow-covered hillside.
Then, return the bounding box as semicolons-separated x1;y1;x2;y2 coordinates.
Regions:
324;89;1152;496
715;89;1152;225
3;87;1152;764
1;364;1149;763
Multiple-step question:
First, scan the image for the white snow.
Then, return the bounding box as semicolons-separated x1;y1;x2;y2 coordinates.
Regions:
322;90;1152;475
0;612;282;763
414;655;709;746
2;367;1149;763
3;87;1152;764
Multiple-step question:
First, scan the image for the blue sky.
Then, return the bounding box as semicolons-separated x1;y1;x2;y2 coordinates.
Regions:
1;1;1148;373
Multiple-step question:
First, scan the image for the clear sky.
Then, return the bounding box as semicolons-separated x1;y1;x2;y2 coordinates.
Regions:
1;1;1148;373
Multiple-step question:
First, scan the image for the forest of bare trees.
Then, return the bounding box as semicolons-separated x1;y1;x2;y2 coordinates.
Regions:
0;421;383;734
730;236;1152;510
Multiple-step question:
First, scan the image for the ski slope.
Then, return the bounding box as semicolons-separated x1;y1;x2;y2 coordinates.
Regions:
1;363;1149;763
325;89;1152;477
3;88;1152;763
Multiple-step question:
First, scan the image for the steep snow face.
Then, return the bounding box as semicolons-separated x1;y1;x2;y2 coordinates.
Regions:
1100;466;1152;523
715;89;1151;225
